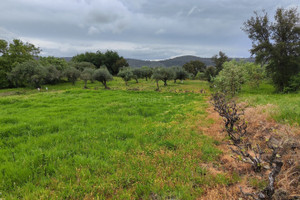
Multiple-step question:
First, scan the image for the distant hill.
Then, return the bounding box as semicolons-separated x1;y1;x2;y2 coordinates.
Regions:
126;55;255;68
60;55;255;68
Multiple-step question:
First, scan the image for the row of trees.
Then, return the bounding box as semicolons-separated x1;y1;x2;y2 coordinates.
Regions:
71;51;128;75
0;39;128;89
118;66;190;89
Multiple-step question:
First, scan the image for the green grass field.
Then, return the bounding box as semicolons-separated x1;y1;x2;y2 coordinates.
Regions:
239;82;300;126
0;79;236;199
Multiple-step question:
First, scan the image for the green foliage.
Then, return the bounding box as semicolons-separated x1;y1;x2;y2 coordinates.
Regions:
38;56;68;71
284;73;300;92
183;60;206;77
211;51;229;75
242;62;264;88
213;60;246;96
63;67;81;85
9;60;46;88
44;65;61;85
93;68;113;89
72;51;103;68
72;50;128;76
103;51;128;75
69;61;96;72
80;68;95;88
131;68;144;83
117;68;134;85
172;66;190;82
141;66;153;81
152;67;175;89
243;7;300;92
204;66;216;82
0;39;40;88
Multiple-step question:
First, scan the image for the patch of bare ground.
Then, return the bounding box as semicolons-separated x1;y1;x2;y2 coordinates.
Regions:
199;103;300;199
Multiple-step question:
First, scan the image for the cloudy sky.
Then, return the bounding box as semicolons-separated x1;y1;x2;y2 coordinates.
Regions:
0;0;298;60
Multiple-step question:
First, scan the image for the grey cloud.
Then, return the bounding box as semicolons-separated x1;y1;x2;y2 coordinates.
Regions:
0;0;298;60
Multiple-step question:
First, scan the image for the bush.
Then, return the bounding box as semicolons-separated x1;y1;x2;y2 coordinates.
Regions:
284;73;300;93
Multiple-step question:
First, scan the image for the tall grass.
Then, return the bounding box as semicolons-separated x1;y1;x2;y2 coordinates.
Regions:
0;80;232;199
239;82;300;126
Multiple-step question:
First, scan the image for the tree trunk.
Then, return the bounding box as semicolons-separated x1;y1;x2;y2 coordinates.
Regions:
164;80;167;86
146;77;148;81
174;79;176;83
156;80;159;91
135;78;138;83
84;80;87;89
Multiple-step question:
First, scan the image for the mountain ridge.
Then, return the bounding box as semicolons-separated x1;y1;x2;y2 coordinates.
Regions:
60;55;255;68
125;55;255;68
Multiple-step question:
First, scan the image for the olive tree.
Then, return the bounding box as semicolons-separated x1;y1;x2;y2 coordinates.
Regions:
81;68;95;88
93;68;113;89
9;60;46;88
151;68;164;91
64;67;81;85
131;68;143;83
44;65;61;84
117;68;134;86
213;61;246;96
172;67;190;83
141;66;153;81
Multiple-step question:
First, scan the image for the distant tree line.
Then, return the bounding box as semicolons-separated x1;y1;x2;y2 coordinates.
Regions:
0;39;128;89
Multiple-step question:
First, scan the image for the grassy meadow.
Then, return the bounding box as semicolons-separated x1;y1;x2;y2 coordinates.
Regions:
0;79;236;199
239;82;300;126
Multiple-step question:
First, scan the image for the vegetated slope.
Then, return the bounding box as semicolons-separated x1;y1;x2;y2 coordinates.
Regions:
0;81;235;199
61;55;254;68
126;55;255;68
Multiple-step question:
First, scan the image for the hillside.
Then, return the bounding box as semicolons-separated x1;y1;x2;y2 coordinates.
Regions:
61;55;255;68
126;55;255;68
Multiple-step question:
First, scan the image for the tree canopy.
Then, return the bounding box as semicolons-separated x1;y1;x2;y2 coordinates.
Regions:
72;50;128;76
211;51;229;75
183;60;206;77
243;7;300;92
